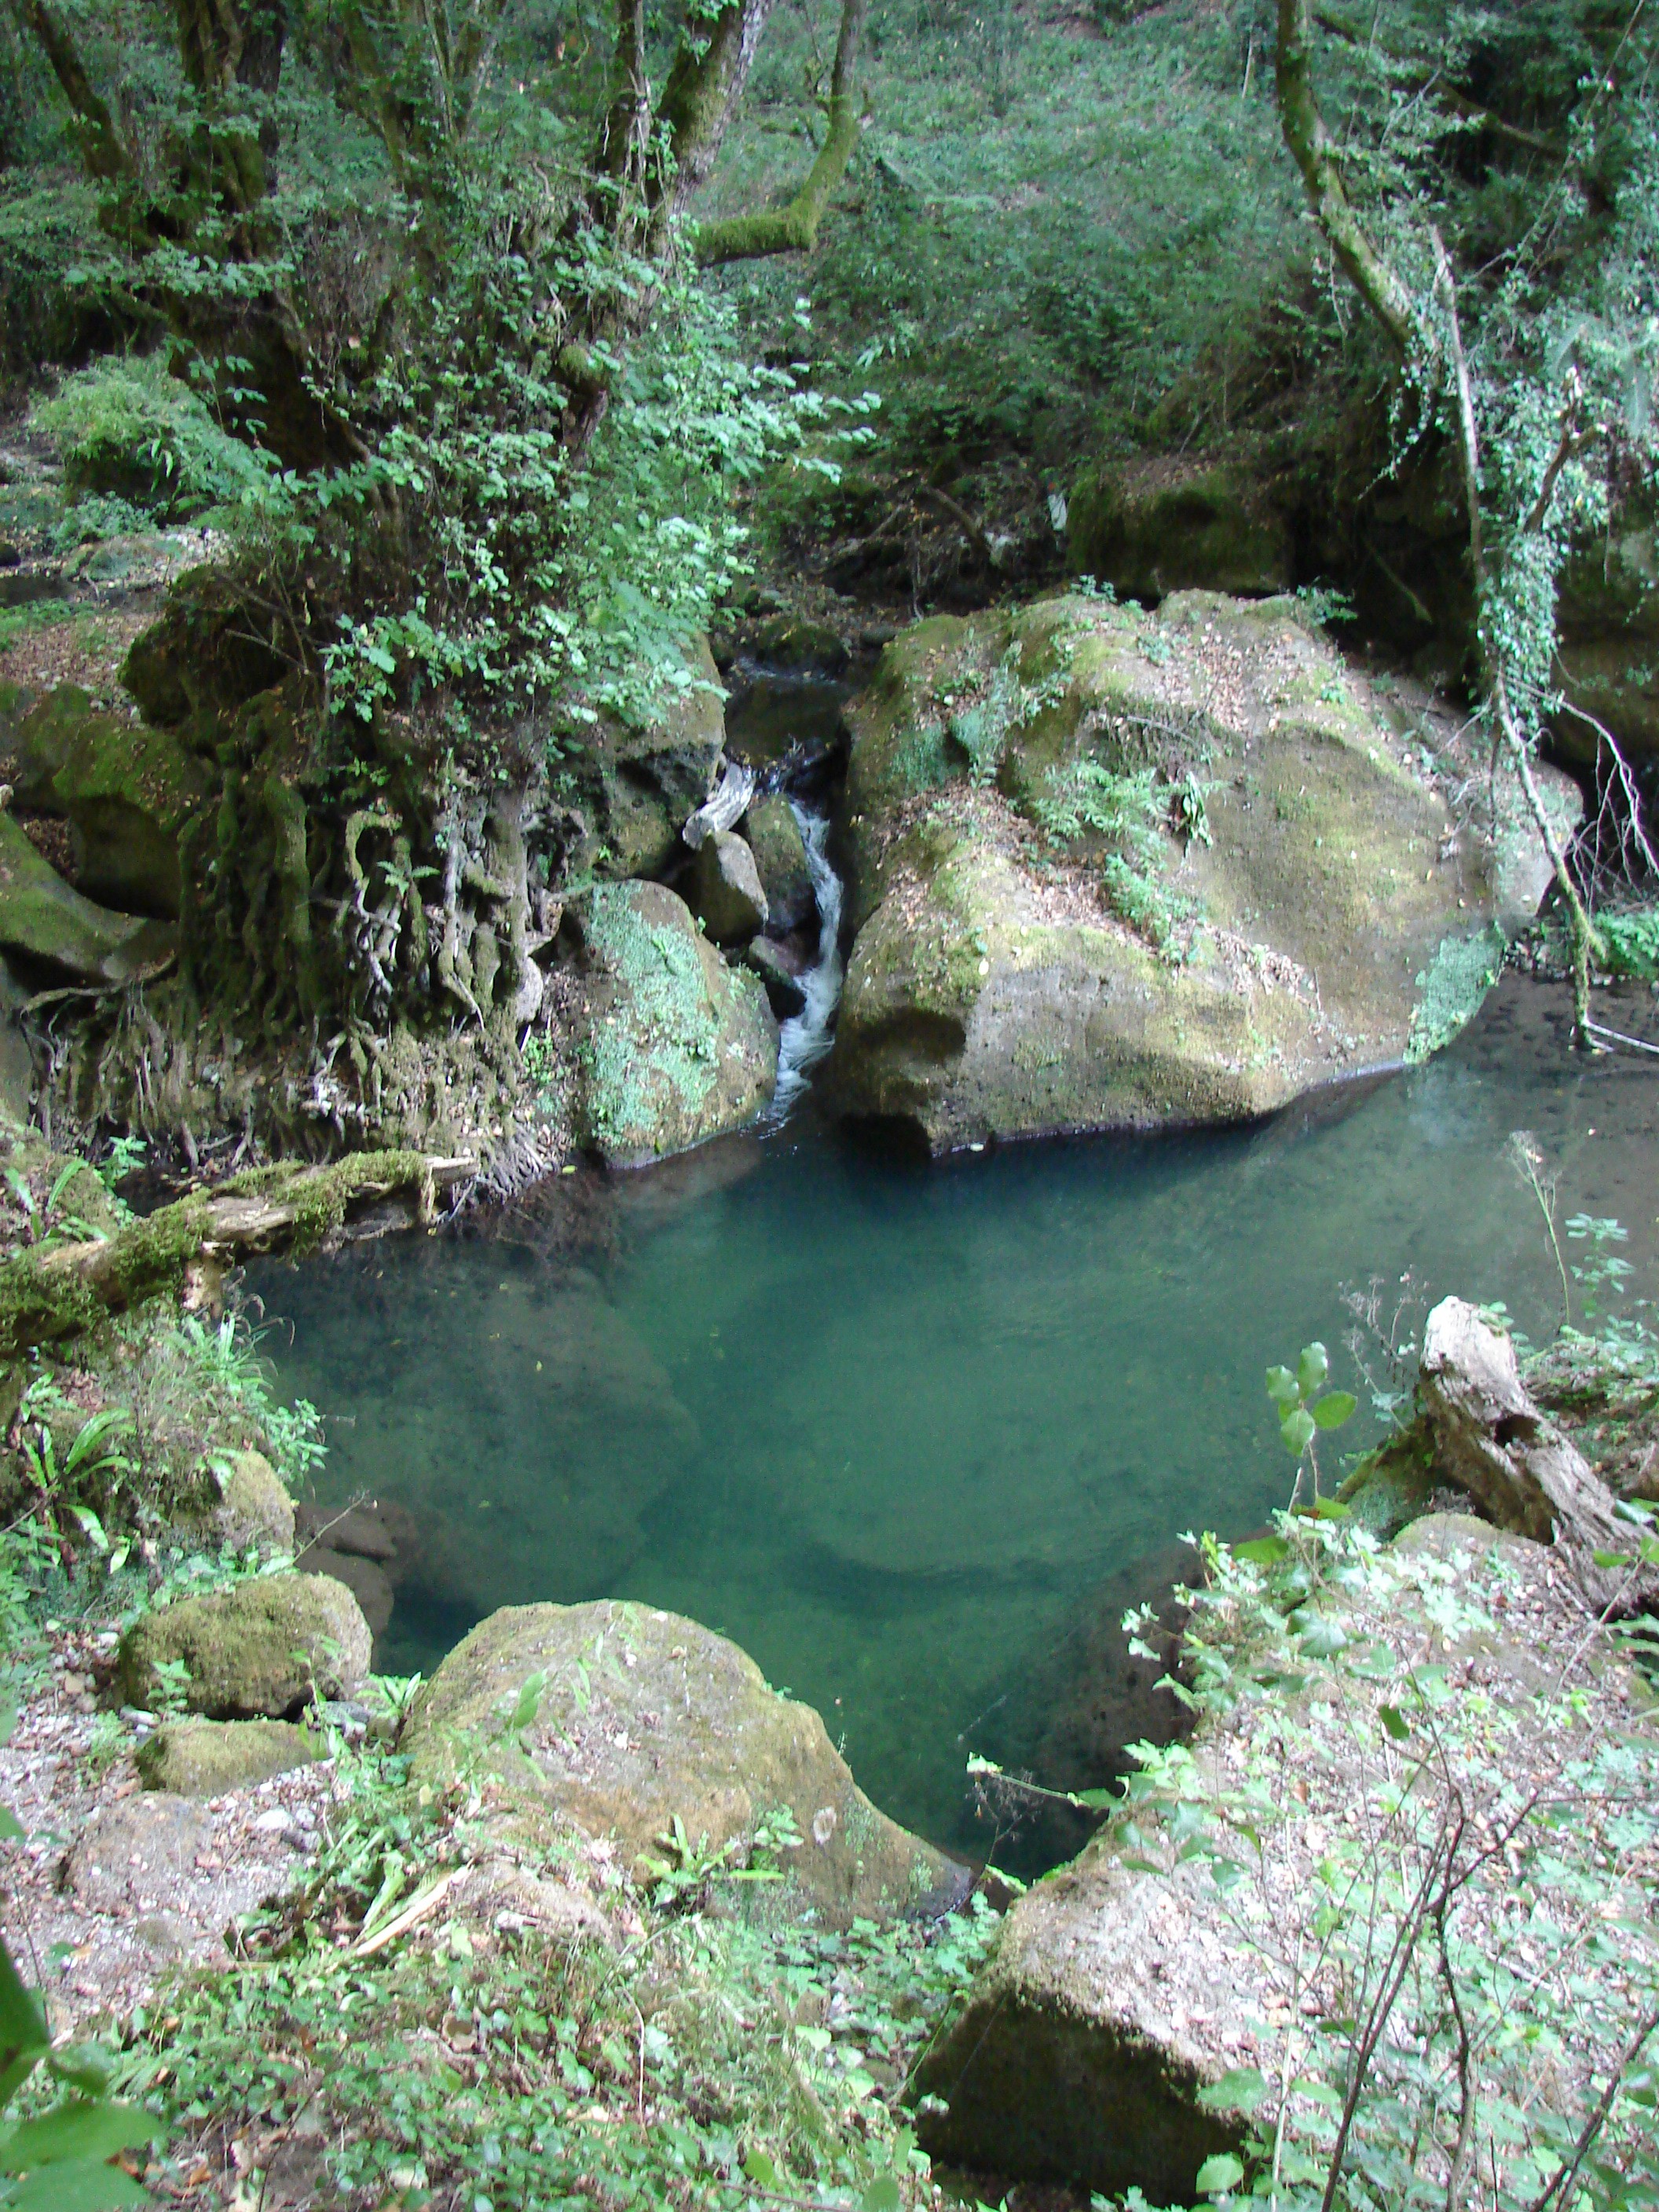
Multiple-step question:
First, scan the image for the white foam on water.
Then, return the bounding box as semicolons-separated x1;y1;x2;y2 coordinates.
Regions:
764;801;844;1122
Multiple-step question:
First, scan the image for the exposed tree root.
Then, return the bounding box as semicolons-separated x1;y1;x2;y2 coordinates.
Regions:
0;1149;473;1362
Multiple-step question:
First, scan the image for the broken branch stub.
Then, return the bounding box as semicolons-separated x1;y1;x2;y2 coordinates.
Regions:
1419;1298;1659;1613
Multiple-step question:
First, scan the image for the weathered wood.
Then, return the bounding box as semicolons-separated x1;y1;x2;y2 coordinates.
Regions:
1419;1298;1659;1613
682;758;755;849
0;1150;472;1362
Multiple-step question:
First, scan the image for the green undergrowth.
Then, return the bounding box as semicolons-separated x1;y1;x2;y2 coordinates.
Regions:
104;1736;998;2210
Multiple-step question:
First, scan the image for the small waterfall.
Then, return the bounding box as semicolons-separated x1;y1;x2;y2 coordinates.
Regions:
766;802;845;1122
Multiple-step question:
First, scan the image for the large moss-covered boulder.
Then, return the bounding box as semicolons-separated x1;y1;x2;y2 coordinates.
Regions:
0;809;178;985
1068;454;1293;601
564;880;778;1166
830;591;1573;1151
403;1599;970;1928
136;1718;318;1796
13;683;209;917
116;1573;371;1719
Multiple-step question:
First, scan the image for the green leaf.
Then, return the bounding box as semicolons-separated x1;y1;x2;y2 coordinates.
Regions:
742;2148;780;2189
0;1939;49;2106
508;1669;547;1734
1378;1704;1411;1741
1295;1617;1349;1658
1297;1342;1329;1395
861;2177;902;2212
1233;1536;1290;1566
47;2045;116;2097
0;2099;159;2173
1196;2152;1246;2196
1069;1788;1118;1810
1280;1408;1316;1456
9;2160;148;2210
1264;1365;1299;1408
0;1808;22;1842
1198;2067;1268;2115
1312;1390;1357;1430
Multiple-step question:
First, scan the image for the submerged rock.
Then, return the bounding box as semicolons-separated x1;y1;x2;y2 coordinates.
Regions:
0;810;178;986
12;683;208;917
744;794;815;934
116;1573;372;1719
830;591;1576;1150
565;880;777;1166
690;827;769;943
136;1718;318;1796
404;1599;970;1928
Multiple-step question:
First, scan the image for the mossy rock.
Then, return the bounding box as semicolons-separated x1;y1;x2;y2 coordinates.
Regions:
135;1717;317;1796
743;936;808;1017
571;638;727;878
1335;1426;1439;1539
690;829;768;944
830;591;1552;1151
0;809;178;986
733;614;850;676
1068;452;1293;601
119;568;288;734
13;683;209;917
199;1449;295;1553
403;1599;970;1928
116;1572;371;1719
564;880;777;1167
744;795;815;935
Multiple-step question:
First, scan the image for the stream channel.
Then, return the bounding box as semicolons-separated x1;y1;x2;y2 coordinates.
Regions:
251;676;1659;1870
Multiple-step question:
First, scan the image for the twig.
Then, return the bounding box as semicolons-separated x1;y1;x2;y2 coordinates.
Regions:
1525;2005;1659;2212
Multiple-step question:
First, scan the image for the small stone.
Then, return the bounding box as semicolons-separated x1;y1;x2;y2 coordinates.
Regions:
690;829;769;944
135;1718;318;1798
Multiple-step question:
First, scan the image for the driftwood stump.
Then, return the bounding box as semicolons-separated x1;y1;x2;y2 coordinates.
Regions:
1419;1297;1659;1614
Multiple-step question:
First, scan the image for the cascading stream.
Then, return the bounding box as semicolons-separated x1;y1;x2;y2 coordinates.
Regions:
765;802;845;1122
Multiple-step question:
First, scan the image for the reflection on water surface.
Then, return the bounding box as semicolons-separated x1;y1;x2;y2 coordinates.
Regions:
253;976;1659;1854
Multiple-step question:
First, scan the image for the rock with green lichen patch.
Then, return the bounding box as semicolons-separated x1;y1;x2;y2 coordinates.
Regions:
201;1449;295;1553
13;683;209;918
567;638;727;878
403;1599;970;1928
135;1717;318;1796
116;1572;371;1719
831;591;1573;1152
563;880;777;1167
0;809;178;986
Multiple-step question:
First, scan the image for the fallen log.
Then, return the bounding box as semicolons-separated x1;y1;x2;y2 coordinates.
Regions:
1419;1297;1659;1613
0;1148;473;1362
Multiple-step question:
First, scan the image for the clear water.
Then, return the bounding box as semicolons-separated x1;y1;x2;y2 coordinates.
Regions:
251;975;1659;1860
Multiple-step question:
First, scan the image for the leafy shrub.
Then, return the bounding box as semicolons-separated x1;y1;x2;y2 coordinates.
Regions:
31;353;266;523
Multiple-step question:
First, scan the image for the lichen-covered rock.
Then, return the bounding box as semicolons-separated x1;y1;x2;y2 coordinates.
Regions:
690;828;769;943
744;795;815;934
0;809;178;985
12;683;209;917
403;1599;970;1928
203;1450;295;1553
565;880;777;1167
116;1573;371;1719
1068;454;1293;601
135;1718;317;1796
830;591;1575;1150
